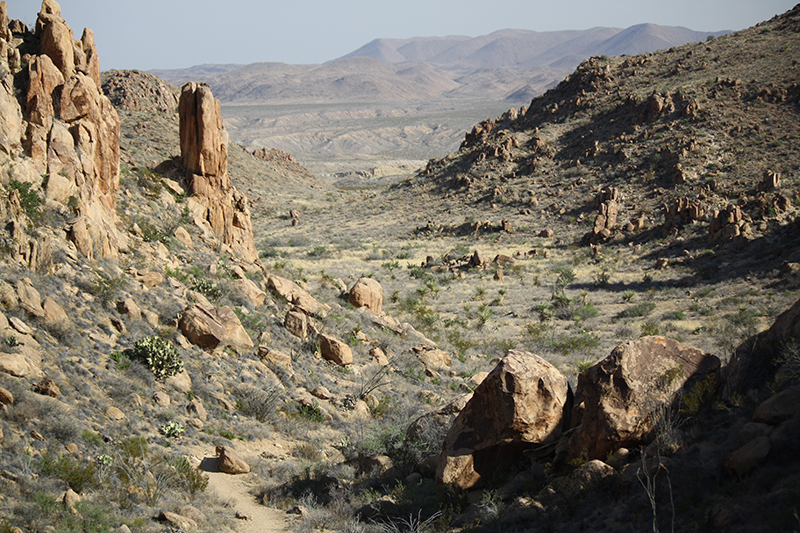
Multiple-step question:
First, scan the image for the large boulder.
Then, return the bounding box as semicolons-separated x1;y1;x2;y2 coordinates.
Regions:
267;275;329;317
319;334;353;366
568;336;720;460
178;82;258;263
436;350;570;490
216;445;250;474
725;296;800;396
178;304;253;350
349;278;383;315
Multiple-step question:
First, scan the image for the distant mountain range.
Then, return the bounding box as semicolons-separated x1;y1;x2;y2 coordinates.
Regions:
151;23;729;104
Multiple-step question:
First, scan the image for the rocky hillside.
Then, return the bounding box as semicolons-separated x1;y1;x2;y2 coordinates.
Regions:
0;2;798;533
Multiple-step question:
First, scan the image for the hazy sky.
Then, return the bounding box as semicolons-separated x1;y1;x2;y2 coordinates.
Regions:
8;0;797;70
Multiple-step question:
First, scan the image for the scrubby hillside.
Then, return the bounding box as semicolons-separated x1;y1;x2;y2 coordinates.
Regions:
0;2;798;533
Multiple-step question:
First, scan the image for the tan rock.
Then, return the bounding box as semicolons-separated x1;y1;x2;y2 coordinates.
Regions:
80;28;101;87
0;387;13;405
267;275;329;317
42;298;69;325
258;347;294;379
186;399;208;421
105;406;125;421
311;386;332;400
752;388;800;425
179;82;258;263
723;436;771;477
9;316;34;335
470;371;490;387
0;281;18;309
412;345;452;370
178;304;226;348
0;353;33;377
16;279;44;317
153;391;171;407
232;278;266;308
178;304;252;350
135;271;163;287
176;505;206;525
165;369;192;394
157;511;196;531
40;16;74;78
437;351;569;490
61;489;81;514
568;336;720;460
116;298;141;321
319;334;353;366
349;278;383;315
284;309;309;340
174;226;193;248
370;346;389;366
32;378;60;397
217;445;250;474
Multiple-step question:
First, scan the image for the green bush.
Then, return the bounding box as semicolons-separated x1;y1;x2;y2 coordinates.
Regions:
130;337;183;380
9;179;41;222
615;302;657;319
298;401;325;423
38;453;97;493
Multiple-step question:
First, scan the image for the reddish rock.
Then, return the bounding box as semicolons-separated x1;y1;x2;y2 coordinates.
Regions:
319;334;353;366
436;350;569;490
568;336;720;460
349;278;383;315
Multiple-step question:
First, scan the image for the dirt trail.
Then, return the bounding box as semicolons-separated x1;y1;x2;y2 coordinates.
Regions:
200;452;288;533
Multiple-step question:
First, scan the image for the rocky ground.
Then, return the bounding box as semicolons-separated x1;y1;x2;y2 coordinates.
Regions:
0;2;798;533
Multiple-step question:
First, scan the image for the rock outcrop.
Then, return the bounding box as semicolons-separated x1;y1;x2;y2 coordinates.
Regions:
0;0;127;263
348;278;383;315
178;82;258;263
436;350;570;490
568;336;720;460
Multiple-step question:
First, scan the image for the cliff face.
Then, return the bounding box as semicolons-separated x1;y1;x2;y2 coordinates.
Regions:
0;0;125;262
179;82;258;263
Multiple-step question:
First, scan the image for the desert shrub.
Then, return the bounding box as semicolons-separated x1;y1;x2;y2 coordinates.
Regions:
662;311;686;321
236;385;283;423
298;401;325;423
9;179;42;222
130;336;183;380
138;219;169;243
640;320;661;336
576;304;599;320
548;330;599;355
191;278;222;300
159;421;184;438
38;453;97;493
88;271;126;303
615;302;657;319
165;454;208;497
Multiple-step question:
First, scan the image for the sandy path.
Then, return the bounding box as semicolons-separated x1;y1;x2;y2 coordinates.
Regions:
200;453;289;533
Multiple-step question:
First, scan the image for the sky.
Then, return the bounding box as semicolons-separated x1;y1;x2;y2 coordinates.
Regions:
8;0;798;70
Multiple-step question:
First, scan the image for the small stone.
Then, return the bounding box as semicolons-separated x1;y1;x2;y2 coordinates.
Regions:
105;406;126;421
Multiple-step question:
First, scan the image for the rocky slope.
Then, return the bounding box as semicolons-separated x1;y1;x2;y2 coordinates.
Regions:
0;2;798;533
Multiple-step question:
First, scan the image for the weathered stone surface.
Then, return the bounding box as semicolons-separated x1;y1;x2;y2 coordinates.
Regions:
178;304;226;348
267;275;329;317
16;279;44;317
568;336;720;460
319;334;353;366
0;353;33;377
0;387;13;405
284;309;309;340
217;445;250;474
157;511;197;531
178;82;258;263
105;406;125;421
437;350;569;490
42;297;69;325
153;391;171;407
186;399;208;421
723;436;771;477
178;304;253;350
173;226;193;248
116;298;141;321
349;278;383;315
32;378;60;397
752;388;800;425
232;278;266;308
412;345;452;371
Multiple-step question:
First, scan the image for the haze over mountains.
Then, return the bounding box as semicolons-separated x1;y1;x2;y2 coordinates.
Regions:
153;23;729;104
150;22;730;181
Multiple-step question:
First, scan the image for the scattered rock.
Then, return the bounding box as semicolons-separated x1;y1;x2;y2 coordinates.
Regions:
153;391;171;407
319;334;353;366
0;387;13;405
186;399;208;421
217;445;250;474
105;406;125;421
437;351;570;490
569;336;720;460
32;378;60;397
178;304;253;350
157;511;197;531
348;278;383;315
723;436;771;477
752;388;800;425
